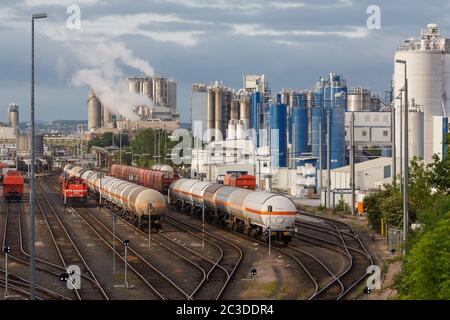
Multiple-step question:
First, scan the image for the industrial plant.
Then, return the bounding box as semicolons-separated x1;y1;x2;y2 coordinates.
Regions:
0;4;449;303
87;74;180;134
190;23;450;211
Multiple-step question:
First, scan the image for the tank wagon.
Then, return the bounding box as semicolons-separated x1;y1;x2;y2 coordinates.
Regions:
2;170;24;202
110;164;179;194
64;165;166;230
169;179;296;244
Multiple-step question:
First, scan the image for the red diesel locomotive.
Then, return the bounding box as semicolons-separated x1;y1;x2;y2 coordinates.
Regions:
59;174;88;206
110;164;179;194
3;170;24;202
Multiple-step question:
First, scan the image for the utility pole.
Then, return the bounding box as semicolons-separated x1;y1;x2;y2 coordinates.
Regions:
350;112;355;215
326;111;331;209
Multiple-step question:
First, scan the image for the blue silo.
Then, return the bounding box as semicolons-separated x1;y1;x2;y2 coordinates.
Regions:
291;94;308;166
311;87;326;169
329;106;346;169
269;97;287;167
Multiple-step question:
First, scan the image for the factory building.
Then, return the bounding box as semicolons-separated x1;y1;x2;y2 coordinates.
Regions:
393;23;450;163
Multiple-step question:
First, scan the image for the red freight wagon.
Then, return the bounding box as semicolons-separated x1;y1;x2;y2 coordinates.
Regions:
3;170;24;202
110;164;179;194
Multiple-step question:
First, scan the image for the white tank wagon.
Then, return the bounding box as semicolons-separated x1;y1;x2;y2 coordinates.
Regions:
65;166;166;230
169;179;295;244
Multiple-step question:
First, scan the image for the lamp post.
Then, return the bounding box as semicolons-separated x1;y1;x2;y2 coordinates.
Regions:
396;59;409;253
30;12;47;301
3;246;11;298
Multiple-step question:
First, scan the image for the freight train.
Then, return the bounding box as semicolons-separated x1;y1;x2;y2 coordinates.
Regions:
169;179;296;244
59;174;88;206
3;170;24;202
110;164;179;194
63;165;165;229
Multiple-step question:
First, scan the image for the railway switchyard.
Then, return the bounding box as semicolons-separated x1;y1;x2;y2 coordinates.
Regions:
0;167;374;300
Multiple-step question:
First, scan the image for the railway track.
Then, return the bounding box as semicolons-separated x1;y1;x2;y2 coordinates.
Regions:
164;210;243;299
1;201;72;300
35;182;109;300
47;175;243;300
45;176;194;300
295;212;374;299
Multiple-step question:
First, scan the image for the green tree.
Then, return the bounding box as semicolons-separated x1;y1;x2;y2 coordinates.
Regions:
396;213;450;299
364;187;392;232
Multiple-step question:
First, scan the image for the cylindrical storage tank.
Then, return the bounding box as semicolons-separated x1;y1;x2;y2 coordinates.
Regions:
239;93;251;130
242;192;296;231
394;24;450;162
8;103;19;131
213;186;237;215
311;104;326;169
203;183;224;210
251;92;260;132
347;87;371;112
180;179;201;204
191;181;214;207
16;133;44;158
169;178;189;202
269;99;287;167
206;88;215;141
230;98;239;121
408;110;425;159
291;95;309;163
129;187;166;217
306;90;313;148
214;87;223;137
227;188;253;220
329;105;346;169
102;105;112;124
87;89;101;130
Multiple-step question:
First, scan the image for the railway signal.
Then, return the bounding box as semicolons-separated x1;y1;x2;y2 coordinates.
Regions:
123;240;130;289
3;246;11;298
59;272;69;283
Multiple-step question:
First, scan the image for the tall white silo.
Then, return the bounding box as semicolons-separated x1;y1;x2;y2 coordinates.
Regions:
393;23;450;163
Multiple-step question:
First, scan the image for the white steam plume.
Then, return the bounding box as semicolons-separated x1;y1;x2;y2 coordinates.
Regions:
69;41;155;120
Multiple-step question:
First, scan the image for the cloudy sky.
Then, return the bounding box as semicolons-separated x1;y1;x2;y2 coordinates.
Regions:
0;0;449;123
